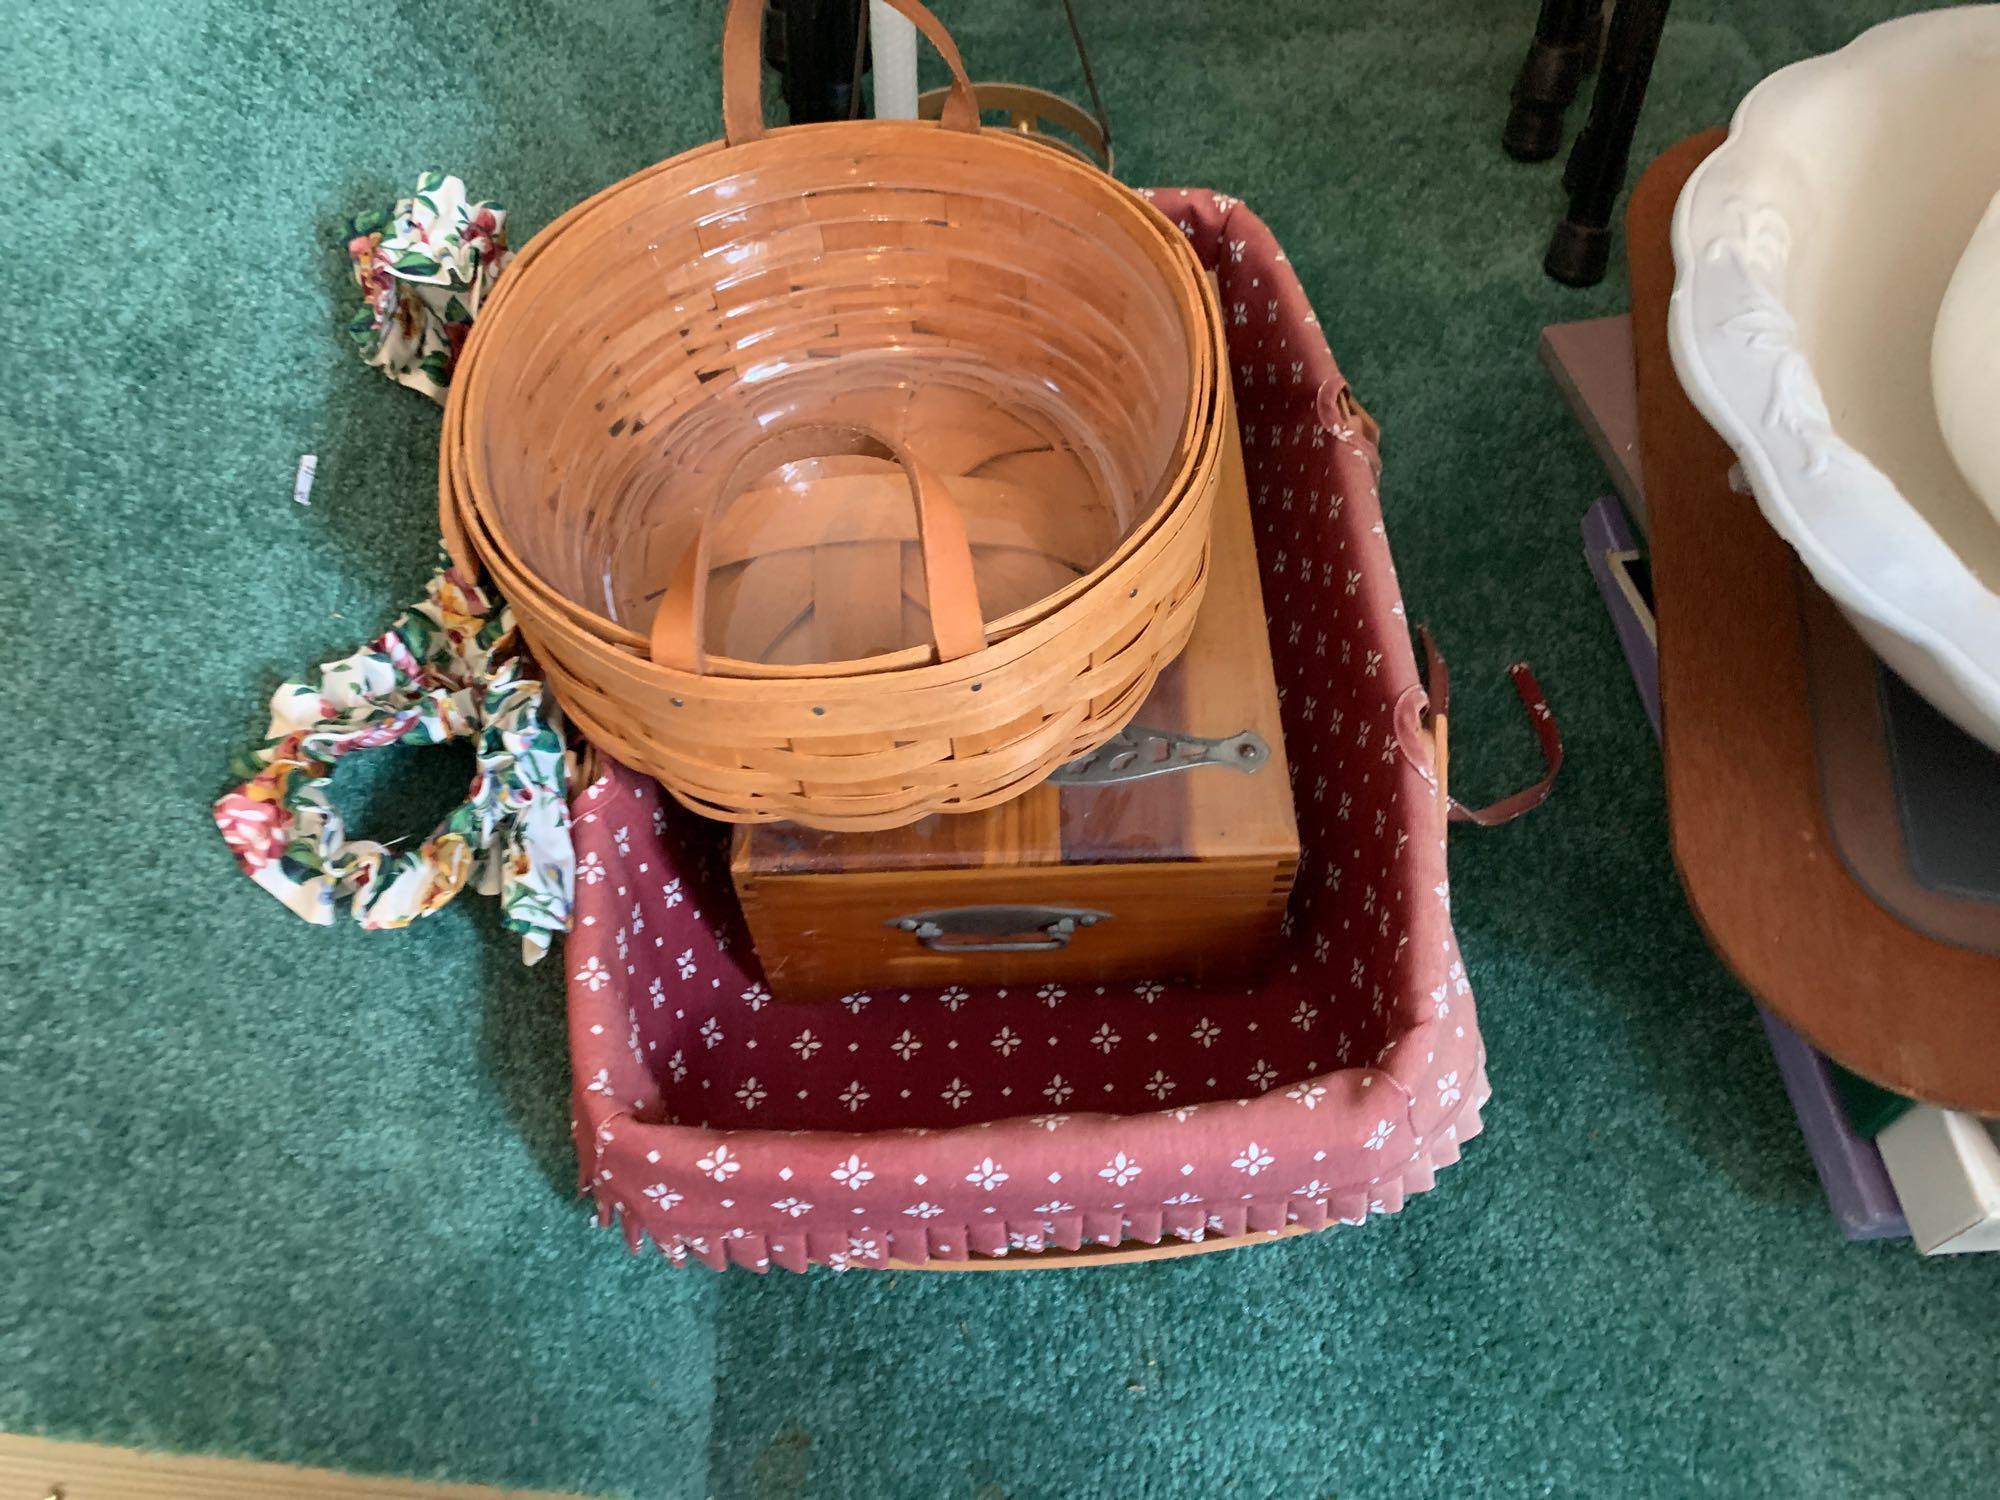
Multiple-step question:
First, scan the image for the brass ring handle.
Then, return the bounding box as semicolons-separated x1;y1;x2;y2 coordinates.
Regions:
917;82;1115;174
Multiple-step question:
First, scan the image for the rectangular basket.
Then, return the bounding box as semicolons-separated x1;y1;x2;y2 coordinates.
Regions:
563;190;1489;1272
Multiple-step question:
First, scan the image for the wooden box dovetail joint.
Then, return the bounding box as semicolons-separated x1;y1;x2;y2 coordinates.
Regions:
731;418;1299;1000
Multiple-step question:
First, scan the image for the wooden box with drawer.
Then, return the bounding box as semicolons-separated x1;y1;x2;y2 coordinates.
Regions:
730;418;1298;1001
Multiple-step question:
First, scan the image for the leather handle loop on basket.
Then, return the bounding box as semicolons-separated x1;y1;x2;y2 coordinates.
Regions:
648;422;988;673
1398;626;1563;828
721;0;981;146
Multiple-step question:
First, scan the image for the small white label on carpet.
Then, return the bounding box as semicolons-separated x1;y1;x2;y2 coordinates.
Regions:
293;454;318;506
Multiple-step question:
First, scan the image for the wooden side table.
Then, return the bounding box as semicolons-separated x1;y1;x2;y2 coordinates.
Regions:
1631;131;2000;1115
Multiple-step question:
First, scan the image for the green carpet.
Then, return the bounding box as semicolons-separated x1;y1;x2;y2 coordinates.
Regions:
5;2;1996;1496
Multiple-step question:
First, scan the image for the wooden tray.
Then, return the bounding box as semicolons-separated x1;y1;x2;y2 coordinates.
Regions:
1634;131;2000;1114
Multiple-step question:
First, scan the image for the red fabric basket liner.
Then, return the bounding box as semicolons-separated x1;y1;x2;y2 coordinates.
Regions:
566;191;1489;1272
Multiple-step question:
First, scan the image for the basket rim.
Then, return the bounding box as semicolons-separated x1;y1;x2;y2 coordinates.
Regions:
447;380;1226;695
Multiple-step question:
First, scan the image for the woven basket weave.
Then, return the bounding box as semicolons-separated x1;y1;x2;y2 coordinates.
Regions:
440;0;1225;830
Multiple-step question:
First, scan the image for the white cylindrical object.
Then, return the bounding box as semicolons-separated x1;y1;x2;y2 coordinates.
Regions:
869;0;919;119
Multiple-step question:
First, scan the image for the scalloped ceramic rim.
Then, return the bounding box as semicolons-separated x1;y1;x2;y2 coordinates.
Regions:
1667;7;2000;752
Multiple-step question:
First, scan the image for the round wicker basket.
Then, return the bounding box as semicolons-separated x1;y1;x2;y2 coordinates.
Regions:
441;0;1225;829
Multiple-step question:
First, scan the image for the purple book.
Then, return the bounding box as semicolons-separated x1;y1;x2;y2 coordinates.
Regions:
1582;496;1908;1241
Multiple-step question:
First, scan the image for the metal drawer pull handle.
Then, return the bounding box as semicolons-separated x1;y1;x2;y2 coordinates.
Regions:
886;904;1113;953
1049;724;1268;786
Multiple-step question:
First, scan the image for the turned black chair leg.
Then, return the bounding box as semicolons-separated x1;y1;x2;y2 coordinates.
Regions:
1546;0;1672;287
773;0;866;125
1503;0;1605;162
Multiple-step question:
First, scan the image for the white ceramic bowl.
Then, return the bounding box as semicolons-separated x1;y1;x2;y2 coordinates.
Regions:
1669;7;2000;752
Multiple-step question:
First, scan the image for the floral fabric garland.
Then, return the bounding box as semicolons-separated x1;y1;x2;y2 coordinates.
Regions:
345;171;510;401
215;565;573;963
213;173;571;960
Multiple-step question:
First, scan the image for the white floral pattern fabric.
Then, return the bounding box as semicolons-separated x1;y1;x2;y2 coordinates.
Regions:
345;171;510;403
214;565;573;962
214;173;575;960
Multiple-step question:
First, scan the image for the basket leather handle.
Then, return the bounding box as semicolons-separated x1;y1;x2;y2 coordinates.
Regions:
721;0;981;147
649;422;988;673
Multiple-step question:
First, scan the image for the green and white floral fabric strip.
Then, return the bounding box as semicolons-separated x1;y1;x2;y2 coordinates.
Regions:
214;565;574;963
345;171;510;403
215;173;570;961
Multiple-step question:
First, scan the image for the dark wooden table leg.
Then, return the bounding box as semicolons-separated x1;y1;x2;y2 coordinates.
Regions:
1503;0;1605;162
774;0;866;125
1545;0;1672;287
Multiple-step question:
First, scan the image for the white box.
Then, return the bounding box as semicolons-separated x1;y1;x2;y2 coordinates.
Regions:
1878;1106;2000;1255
